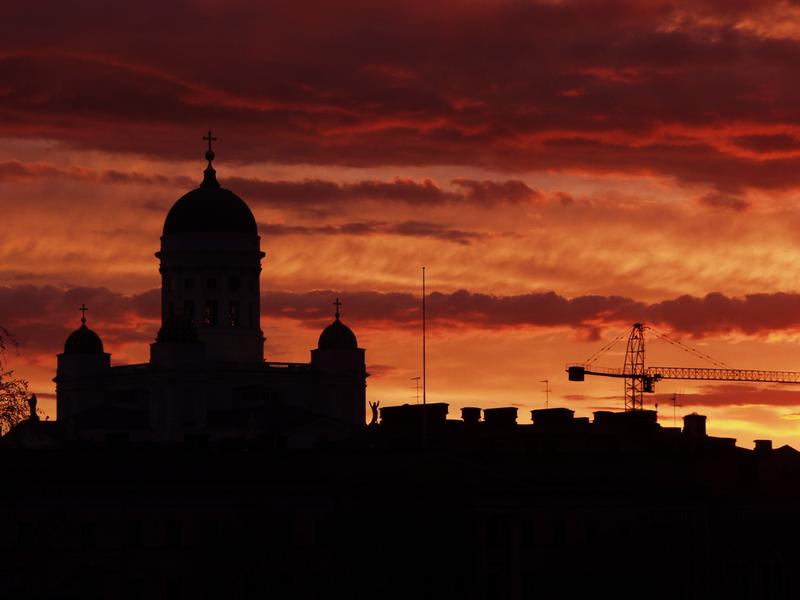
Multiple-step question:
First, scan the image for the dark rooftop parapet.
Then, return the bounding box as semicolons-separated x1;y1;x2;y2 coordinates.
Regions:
593;410;659;433
461;407;481;425
531;407;574;428
380;403;449;429
754;439;773;454
483;407;517;427
683;413;707;438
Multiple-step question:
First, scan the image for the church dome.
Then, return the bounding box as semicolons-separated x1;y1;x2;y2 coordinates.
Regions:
162;164;257;236
64;323;104;354
318;302;359;350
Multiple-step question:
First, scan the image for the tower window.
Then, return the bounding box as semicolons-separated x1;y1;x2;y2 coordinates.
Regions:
183;300;195;324
248;302;254;327
128;519;144;549
206;278;217;290
166;519;182;549
204;300;219;326
80;520;97;550
166;276;175;292
228;276;241;291
229;301;240;327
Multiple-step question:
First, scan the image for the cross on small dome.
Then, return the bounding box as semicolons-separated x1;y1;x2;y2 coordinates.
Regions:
333;298;342;320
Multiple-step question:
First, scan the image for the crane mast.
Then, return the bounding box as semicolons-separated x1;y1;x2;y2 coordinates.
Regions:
623;323;646;411
567;323;800;411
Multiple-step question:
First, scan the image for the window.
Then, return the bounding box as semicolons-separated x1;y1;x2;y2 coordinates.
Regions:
315;519;330;548
228;301;240;327
204;300;218;326
228;276;241;291
521;519;536;547
204;519;221;547
16;521;33;549
183;300;195;324
206;278;217;290
166;519;182;549
165;577;181;599
128;519;143;549
553;518;566;545
184;278;194;290
248;302;254;327
80;520;96;550
617;519;630;543
127;577;144;600
585;519;598;543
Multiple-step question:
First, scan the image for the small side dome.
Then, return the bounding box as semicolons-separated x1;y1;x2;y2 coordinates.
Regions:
318;298;358;350
157;315;199;343
64;323;104;354
318;319;358;350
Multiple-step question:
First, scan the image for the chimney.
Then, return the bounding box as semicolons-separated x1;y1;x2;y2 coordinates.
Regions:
461;407;481;425
754;439;772;455
531;407;574;428
683;413;707;438
483;407;517;428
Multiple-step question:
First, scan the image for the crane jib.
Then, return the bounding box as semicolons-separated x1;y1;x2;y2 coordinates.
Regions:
567;364;800;385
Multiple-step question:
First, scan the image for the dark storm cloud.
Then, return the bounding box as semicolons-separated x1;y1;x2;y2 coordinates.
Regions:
0;160;194;187
0;285;159;355
731;134;800;154
229;177;459;207
655;385;800;408
3;1;800;190
1;159;540;210
8;285;800;358
259;220;483;245
697;191;750;211
264;289;800;337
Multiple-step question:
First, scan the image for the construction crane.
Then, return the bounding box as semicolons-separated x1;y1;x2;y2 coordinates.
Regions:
567;322;800;411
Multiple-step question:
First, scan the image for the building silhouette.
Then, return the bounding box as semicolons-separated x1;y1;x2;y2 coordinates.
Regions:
3;140;800;599
53;141;367;445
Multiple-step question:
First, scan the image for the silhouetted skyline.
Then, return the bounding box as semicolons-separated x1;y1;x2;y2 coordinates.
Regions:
4;0;800;447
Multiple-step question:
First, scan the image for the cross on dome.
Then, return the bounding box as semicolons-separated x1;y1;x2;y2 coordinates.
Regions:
79;303;88;324
203;130;217;164
333;298;342;320
200;130;221;188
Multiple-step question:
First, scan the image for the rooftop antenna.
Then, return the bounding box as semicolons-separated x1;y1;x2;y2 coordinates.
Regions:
541;379;550;408
411;376;421;404
422;266;427;446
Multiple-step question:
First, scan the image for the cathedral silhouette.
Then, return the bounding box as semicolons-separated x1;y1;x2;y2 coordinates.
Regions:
56;136;367;445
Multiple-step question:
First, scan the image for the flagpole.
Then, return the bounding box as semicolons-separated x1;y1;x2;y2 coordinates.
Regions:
422;266;427;446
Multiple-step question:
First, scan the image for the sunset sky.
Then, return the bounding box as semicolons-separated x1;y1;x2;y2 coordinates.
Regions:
6;0;800;446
